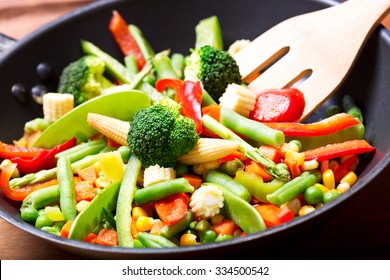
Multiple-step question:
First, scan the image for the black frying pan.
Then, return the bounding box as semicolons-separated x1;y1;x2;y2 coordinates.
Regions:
0;0;390;259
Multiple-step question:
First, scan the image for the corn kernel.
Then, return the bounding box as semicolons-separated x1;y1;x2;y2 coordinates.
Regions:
340;171;357;186
281;198;301;215
211;214;224;225
322;169;335;190
136;216;155;232
315;202;324;209
337;182;351;194
132;207;148;220
95;176;112;189
301;159;319;171
180;233;198;246
76;200;90;213
313;183;329;193
298;205;315;216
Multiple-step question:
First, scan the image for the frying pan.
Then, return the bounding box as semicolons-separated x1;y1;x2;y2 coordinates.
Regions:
0;0;389;259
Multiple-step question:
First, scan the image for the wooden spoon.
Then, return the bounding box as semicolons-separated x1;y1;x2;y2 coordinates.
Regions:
233;0;390;121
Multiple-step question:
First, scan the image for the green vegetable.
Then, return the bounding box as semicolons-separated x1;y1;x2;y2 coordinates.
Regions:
234;170;285;203
323;189;341;203
21;184;60;210
24;118;51;134
204;170;251;202
128;24;155;62
124;54;139;75
32;90;150;149
215;234;233;242
184;45;241;101
206;182;266;234
134;178;194;205
195;15;223;50
159;211;194;239
116;154;142;247
69;182;121;241
20;207;39;224
136;232;177;248
57;156;77;221
201;229;217;243
220;107;285;148
202;114;290;181
267;171;321;206
35;213;53;229
171;53;185;79
54;139;107;163
217;159;244;176
58;55;113;106
343;94;363;123
152;50;179;80
304;185;324;205
128;99;199;167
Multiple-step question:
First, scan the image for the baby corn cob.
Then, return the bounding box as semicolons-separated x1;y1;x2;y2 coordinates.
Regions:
42;93;74;122
143;164;176;188
177;138;240;165
218;83;256;117
87;113;129;146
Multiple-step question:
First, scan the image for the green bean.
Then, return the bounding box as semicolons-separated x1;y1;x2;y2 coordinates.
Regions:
152;50;179;80
136;232;177;248
57;156;77;221
267;170;321;206
217;159;244;176
81;40;134;83
24;118;51;134
54;139;107;163
220;108;285;148
20;207;39;224
204;170;251;202
234;170;285;203
128;61;153;90
206;182;266;234
343;95;363;123
68;182;121;241
134;178;194;205
116;154;142;247
171;53;185;79
22;184;60;210
128;24;155;62
159;211;194;239
124;54;139;75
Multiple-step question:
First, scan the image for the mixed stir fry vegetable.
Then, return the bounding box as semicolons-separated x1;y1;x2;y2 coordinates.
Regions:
0;12;376;248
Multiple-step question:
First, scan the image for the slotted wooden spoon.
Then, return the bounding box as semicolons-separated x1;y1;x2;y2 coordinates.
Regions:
233;0;390;121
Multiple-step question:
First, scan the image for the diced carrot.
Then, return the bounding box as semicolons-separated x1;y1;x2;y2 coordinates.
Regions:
201;104;222;138
181;174;202;190
255;203;294;228
210;219;239;235
244;160;273;182
154;193;188;226
77;165;97;182
259;145;281;163
96;229;118;246
149;220;165;235
284;157;301;178
83;233;98;244
74;180;96;202
60;221;73;238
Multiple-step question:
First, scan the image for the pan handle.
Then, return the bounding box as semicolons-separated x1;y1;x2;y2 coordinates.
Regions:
0;33;16;56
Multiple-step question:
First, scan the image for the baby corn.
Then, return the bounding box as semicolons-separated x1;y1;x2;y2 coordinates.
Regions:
219;83;256;117
87;113;129;146
143;164;176;188
177;138;240;165
43;93;74;122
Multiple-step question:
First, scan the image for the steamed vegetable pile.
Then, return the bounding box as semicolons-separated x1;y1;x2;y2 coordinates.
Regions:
0;12;376;248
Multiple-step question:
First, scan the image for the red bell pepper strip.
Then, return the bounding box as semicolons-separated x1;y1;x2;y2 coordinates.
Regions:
302;139;375;161
0;163;58;201
109;10;146;70
334;154;359;183
0;141;43;159
10;137;77;175
264;113;360;137
255;203;294;228
155;78;184;102
154;193;189;226
249;88;305;122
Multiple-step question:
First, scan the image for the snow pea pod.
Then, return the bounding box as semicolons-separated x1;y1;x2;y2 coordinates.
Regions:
136;232;177;248
204;183;266;234
134;178;194;205
68;181;120;241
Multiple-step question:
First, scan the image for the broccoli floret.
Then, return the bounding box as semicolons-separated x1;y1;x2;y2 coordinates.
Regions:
185;45;241;101
128;100;199;168
58;55;113;106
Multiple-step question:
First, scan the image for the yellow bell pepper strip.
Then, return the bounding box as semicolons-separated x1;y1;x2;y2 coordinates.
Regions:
264;113;360;137
109;11;146;71
0;163;58;201
0;141;43;159
302;139;375;161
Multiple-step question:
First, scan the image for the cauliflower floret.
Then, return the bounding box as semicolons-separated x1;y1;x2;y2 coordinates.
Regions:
189;184;224;219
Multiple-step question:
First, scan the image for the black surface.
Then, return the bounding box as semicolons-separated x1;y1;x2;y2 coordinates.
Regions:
0;0;389;259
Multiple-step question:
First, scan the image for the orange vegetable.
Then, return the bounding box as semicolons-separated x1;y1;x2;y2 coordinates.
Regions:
210;219;239;235
107;138;121;148
60;221;73;238
255;204;294;228
76;165;97;182
74;180;96;202
334;154;359;183
154;193;189;226
259;145;281;163
150;220;165;235
83;233;98;244
201;104;222;138
217;150;247;163
181;174;202;190
244;160;273;182
96;229;118;246
284;157;301;178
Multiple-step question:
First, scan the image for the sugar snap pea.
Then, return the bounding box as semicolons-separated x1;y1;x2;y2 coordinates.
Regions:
57;156;77;221
116;154;142;247
21;184;60;210
68;182;121;241
134;178;194;205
